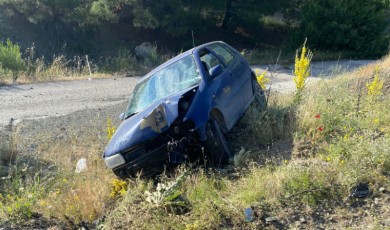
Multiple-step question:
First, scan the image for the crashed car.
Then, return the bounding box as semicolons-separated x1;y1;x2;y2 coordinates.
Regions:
103;41;266;178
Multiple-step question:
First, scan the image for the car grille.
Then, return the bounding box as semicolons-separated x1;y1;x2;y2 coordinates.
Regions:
120;134;169;167
123;145;145;162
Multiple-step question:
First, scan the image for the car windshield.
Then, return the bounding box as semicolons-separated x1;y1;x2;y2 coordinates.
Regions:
125;55;201;117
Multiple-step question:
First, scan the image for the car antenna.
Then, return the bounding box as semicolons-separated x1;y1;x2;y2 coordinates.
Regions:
192;30;195;47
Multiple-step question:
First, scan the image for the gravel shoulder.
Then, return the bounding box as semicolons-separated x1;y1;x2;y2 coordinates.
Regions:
0;77;138;127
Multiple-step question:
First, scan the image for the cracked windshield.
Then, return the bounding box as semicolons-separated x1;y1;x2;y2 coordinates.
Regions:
125;55;200;116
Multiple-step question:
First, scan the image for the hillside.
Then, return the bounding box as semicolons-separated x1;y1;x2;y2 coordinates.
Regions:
0;55;389;229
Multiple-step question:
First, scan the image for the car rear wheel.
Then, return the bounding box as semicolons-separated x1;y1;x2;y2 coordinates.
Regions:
252;74;267;109
204;119;232;166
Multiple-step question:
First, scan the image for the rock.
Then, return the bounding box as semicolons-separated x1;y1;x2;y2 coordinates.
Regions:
379;187;386;193
75;158;87;173
300;217;307;223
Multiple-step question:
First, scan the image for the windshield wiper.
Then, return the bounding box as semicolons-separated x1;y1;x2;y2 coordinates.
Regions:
124;112;138;120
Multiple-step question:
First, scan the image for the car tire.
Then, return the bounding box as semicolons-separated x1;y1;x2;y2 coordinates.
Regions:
252;74;267;109
205;118;232;166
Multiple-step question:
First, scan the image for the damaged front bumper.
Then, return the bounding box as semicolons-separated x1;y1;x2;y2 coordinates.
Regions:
109;129;202;178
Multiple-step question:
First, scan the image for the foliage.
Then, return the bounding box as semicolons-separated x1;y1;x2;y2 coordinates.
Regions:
129;0;287;37
293;39;313;103
291;0;389;57
0;39;25;77
109;179;127;198
106;118;116;140
144;170;188;209
1;0;388;59
0;162;49;219
255;69;269;90
366;66;384;97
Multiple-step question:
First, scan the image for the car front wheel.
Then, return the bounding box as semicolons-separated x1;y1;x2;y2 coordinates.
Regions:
204;119;232;166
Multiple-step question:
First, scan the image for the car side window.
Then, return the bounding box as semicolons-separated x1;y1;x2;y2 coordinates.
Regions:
200;51;224;73
208;44;234;66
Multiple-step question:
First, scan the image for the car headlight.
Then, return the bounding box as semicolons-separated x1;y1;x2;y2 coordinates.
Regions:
104;154;126;169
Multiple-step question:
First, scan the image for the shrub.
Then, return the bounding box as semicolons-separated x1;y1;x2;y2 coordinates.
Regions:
292;0;389;58
0;39;25;79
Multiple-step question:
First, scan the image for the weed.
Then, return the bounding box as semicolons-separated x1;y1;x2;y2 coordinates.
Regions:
144;170;188;211
106;118;116;140
255;69;269;90
109;179;127;198
366;66;384;97
293;39;313;104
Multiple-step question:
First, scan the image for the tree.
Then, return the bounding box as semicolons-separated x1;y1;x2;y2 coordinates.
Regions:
291;0;389;57
0;39;25;80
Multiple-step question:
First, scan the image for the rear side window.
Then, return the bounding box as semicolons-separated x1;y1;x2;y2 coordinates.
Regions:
208;44;234;66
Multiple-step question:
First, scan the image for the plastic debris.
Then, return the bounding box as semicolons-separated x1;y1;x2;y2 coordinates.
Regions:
75;158;87;173
244;207;254;222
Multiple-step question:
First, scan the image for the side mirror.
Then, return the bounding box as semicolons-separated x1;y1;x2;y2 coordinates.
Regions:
208;65;223;79
118;113;125;120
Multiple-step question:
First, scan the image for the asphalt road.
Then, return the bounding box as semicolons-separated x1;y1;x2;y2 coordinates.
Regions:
0;60;375;127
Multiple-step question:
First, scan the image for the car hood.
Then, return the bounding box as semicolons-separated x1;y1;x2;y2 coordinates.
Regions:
104;92;185;158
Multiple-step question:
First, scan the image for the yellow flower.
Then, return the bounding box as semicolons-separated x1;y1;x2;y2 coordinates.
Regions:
255;69;269;90
366;66;384;96
294;39;313;92
40;200;48;207
107;118;116;140
110;179;128;198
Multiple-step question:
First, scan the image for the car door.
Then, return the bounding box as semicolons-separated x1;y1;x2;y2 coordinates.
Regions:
207;44;249;129
200;49;239;128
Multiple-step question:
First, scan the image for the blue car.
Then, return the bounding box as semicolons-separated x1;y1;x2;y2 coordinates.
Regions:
103;41;266;178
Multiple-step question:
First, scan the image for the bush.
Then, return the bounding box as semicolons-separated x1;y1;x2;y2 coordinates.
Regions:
0;39;25;78
293;0;389;58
